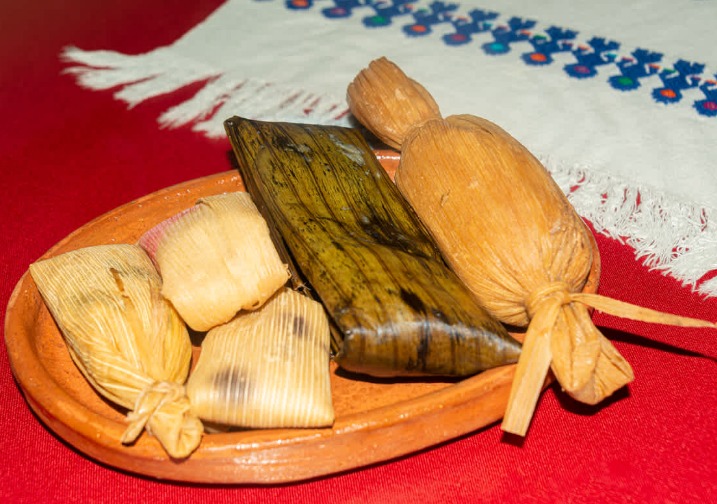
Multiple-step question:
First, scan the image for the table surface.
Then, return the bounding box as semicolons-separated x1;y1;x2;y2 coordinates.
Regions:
2;1;716;503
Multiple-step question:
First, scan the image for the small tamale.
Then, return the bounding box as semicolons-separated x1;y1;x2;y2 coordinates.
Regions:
139;192;291;332
29;244;202;458
186;287;334;428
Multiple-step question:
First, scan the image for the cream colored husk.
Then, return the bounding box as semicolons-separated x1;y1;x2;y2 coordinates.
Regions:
29;244;202;458
140;192;290;332
186;287;334;428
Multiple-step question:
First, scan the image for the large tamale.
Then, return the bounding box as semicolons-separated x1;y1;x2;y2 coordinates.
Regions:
224;117;521;378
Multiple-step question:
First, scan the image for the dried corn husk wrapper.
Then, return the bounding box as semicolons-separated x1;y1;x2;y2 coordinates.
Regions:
29;244;203;457
139;192;291;332
348;57;717;435
186;287;334;428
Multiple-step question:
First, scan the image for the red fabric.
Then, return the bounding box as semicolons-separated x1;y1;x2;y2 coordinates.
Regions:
1;1;715;502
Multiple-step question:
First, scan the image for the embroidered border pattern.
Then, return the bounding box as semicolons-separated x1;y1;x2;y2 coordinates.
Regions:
283;0;717;118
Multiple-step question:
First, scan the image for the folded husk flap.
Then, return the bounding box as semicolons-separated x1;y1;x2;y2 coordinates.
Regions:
29;244;202;458
224;117;521;378
347;57;717;435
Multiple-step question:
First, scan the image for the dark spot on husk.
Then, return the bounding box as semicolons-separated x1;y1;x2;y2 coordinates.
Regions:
272;134;313;164
400;288;425;313
292;315;306;338
416;333;430;372
212;367;252;403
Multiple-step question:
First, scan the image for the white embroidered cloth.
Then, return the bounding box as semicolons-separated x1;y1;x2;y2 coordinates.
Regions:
63;0;717;295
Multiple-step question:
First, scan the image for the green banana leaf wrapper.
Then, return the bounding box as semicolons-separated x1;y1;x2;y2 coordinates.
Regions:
225;117;521;378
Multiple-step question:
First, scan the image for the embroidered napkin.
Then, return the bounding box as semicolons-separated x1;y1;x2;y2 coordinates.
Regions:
62;0;717;295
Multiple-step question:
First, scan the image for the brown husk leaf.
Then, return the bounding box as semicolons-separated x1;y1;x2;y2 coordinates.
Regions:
347;57;717;435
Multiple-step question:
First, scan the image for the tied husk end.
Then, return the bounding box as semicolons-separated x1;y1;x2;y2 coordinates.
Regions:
503;283;715;435
122;380;203;459
347;57;441;150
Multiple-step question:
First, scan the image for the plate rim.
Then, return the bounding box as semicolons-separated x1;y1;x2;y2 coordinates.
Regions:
4;159;598;483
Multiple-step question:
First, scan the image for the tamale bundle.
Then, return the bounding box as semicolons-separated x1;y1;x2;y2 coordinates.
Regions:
347;57;717;435
186;287;334;428
29;244;202;458
224;117;521;378
139;192;290;332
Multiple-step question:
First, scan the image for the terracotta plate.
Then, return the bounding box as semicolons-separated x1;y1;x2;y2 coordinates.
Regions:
4;153;600;484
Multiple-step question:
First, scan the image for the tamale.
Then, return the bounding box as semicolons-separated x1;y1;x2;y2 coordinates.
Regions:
29;244;202;457
139;192;291;332
347;57;717;435
224;117;521;378
186;287;334;428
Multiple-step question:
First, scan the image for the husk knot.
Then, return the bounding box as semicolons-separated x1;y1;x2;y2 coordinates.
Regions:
526;282;573;319
122;380;203;459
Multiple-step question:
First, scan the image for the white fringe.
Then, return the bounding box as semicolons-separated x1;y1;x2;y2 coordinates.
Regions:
180;78;350;137
61;46;717;297
548;160;717;297
62;47;219;108
62;46;349;134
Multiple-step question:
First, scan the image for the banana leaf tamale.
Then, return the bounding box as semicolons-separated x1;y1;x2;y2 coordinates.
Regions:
224;118;521;378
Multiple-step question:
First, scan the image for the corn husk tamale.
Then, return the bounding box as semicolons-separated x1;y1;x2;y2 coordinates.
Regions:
347;57;717;435
186;287;334;428
139;192;290;332
224;117;521;378
29;244;202;457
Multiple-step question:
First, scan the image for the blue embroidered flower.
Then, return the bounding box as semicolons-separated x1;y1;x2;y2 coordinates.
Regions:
286;0;713;118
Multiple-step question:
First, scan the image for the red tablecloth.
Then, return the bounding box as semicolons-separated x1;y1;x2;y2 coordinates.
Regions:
2;1;716;502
